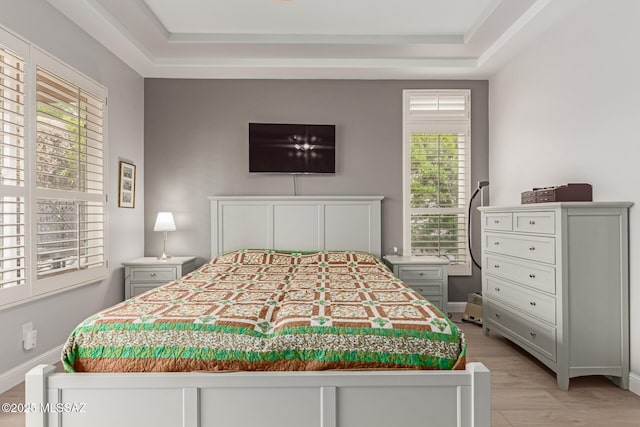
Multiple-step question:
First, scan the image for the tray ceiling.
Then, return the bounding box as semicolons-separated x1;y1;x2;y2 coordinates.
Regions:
46;0;583;79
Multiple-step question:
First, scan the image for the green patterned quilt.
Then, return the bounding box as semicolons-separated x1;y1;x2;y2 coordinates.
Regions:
63;250;466;372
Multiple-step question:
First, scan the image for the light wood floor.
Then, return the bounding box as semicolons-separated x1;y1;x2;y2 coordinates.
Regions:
1;314;639;426
460;315;640;426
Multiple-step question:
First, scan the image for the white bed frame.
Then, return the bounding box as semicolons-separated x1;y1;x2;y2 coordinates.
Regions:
26;196;490;427
209;196;384;258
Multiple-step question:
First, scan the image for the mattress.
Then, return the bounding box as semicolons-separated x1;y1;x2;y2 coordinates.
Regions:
63;249;466;372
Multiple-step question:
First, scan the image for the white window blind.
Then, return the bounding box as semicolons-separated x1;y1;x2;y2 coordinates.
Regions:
35;65;106;281
0;25;108;308
407;92;468;122
403;90;471;275
0;41;27;299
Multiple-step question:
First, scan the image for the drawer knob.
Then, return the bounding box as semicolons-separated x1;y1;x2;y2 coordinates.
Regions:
529;332;537;338
495;313;501;319
529;301;537;306
529;246;536;251
150;272;157;277
419;272;424;276
494;287;501;292
494;241;500;246
494;264;500;269
494;220;500;224
529;220;536;225
529;273;536;279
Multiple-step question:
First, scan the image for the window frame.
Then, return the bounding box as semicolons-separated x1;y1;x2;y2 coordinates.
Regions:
0;25;108;308
402;89;471;276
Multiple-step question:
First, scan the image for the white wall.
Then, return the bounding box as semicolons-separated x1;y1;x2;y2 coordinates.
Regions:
489;0;640;393
0;0;144;388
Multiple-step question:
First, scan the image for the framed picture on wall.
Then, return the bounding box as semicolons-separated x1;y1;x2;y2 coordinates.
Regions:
118;161;136;208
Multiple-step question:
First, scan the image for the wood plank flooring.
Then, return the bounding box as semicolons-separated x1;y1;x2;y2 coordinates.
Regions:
460;315;640;427
1;314;638;426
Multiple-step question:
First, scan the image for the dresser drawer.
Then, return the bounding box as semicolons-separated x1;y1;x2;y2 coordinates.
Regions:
484;232;555;264
513;211;555;234
484;276;556;324
483;212;513;231
485;254;556;294
130;267;177;282
485;300;556;361
398;266;443;281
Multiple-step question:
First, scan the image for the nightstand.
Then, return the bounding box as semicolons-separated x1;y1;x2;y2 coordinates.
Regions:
383;255;449;313
122;256;197;299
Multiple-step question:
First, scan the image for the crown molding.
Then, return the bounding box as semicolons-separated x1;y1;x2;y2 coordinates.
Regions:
46;0;585;79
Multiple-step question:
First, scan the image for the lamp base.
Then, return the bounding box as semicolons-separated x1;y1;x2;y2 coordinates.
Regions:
158;230;172;260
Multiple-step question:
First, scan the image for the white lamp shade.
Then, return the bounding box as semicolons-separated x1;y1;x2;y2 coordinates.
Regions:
154;212;176;231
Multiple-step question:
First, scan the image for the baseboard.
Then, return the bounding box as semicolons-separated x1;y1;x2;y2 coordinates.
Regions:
630;372;640;396
0;345;62;394
448;302;467;313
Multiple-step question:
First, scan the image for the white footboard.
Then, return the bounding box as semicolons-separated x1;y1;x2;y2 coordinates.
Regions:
26;362;490;427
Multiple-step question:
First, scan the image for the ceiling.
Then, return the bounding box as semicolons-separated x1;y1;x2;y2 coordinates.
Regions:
47;0;583;79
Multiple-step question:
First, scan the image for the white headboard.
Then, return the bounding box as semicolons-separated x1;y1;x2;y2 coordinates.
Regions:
209;196;383;258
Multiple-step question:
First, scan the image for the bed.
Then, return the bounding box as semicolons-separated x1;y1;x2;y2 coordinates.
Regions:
26;196;490;427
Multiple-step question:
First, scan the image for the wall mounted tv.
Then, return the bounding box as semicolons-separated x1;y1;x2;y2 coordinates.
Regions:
249;123;336;174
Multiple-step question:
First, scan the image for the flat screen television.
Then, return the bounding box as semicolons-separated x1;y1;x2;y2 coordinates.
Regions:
249;123;336;174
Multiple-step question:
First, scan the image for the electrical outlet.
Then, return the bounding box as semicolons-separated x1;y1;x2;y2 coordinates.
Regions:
22;322;32;338
23;322;37;350
24;329;37;350
386;247;400;257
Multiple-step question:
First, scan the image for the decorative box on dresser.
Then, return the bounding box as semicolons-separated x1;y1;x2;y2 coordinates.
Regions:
123;256;197;299
383;255;449;314
479;202;631;390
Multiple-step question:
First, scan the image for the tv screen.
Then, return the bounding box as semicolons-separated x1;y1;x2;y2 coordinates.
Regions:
249;123;335;174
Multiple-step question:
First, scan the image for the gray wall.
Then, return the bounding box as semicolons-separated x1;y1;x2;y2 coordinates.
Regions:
144;79;488;302
0;0;144;381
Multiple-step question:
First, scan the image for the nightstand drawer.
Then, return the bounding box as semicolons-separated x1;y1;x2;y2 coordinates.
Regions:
384;255;449;318
398;266;443;281
409;282;443;296
123;256;197;300
130;267;176;282
426;296;443;312
131;284;158;297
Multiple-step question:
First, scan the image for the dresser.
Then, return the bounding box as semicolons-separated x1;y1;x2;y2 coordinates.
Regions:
123;256;197;299
383;255;449;314
479;202;631;390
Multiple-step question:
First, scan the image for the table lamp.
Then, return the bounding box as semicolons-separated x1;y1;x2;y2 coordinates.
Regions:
153;211;176;260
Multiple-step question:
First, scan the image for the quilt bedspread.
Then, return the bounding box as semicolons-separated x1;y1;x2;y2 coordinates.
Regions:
63;250;466;372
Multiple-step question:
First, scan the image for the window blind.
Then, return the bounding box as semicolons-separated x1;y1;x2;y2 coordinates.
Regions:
36;199;104;278
409;132;468;264
36;67;104;194
0;26;108;307
404;90;471;275
0;44;26;290
407;92;468;122
35;66;105;279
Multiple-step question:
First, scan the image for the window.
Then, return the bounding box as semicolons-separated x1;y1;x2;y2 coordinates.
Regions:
402;90;471;275
0;32;28;304
0;27;108;307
